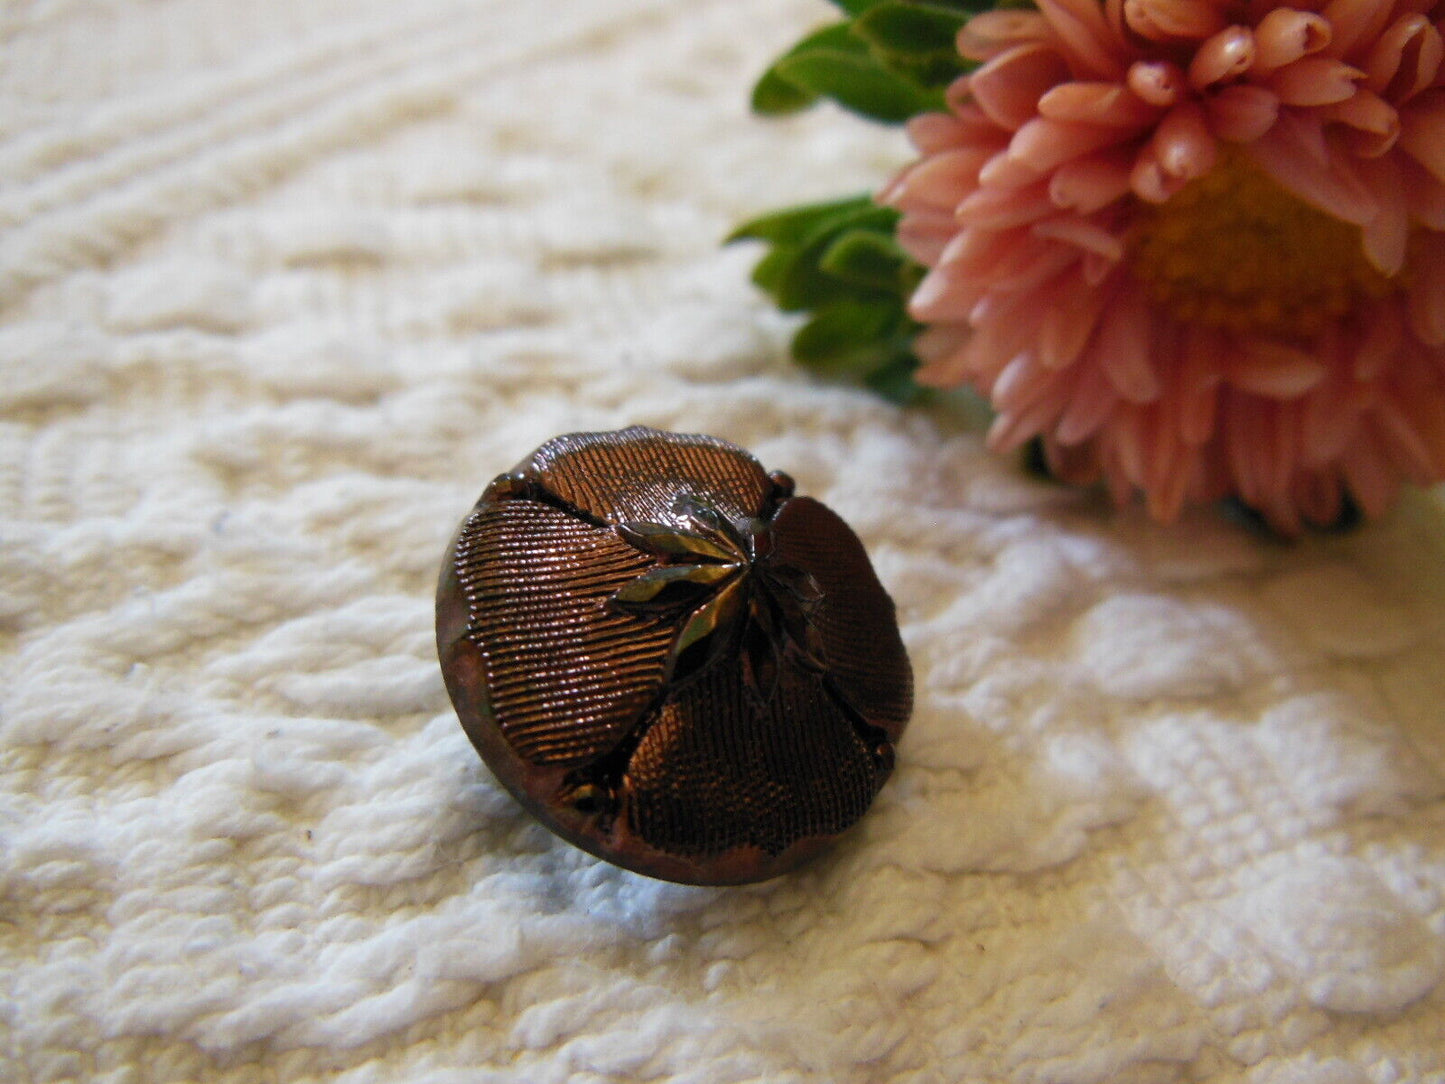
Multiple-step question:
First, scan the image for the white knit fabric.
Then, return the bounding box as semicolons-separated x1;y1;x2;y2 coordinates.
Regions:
3;2;1443;1081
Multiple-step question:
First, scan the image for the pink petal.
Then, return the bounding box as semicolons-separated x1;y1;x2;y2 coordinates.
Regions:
1127;59;1186;105
1008;116;1131;173
916;351;973;389
1247;112;1379;223
1038;81;1161;127
1401;155;1445;228
986;244;1080;293
956;180;1057;228
1178;385;1219;445
1365;15;1443;103
1355;154;1410;274
1398;88;1445;183
987;394;1064;453
890;147;992;211
914;323;970;362
1032;215;1126;261
1269;405;1304;518
1040;437;1102;485
1082;250;1118;285
913;325;975;386
978;150;1047;190
967;299;1048;373
1407;242;1445;343
991;351;1050;412
1320;89;1401;156
905;112;984;154
1129;143;1187;202
895;211;956;265
1105;0;1129;40
1189;26;1256;89
1275;107;1331;162
1109;406;1149;486
1124;0;1227;41
1152;102;1218;179
1049;147;1137;212
1096;286;1160;401
1353;297;1405;379
1097;429;1140;503
1302;376;1369;464
1143;404;1187;499
1180;327;1226;396
1322;0;1399;62
944;102;1013;141
1034;0;1127;79
1147;446;1194;522
1055;356;1120;442
938;225;1020;276
1295;472;1346;527
1223;393;1268;505
1205;84;1281;141
1269;57;1366;105
957;10;1052;62
1253;8;1333;72
969;43;1072;132
1225;340;1329;397
970;271;1051;327
910;268;989;322
1030;266;1115;367
1393;393;1445;475
1371;394;1439;479
1339;427;1400;517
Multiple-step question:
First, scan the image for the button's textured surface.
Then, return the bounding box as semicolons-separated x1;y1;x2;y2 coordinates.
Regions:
437;426;913;884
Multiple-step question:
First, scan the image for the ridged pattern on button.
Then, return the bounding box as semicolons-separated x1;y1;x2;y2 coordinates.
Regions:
770;496;913;738
530;426;772;526
626;661;881;857
457;499;671;765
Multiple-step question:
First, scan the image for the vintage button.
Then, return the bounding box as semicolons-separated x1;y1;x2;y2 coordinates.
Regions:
436;426;912;885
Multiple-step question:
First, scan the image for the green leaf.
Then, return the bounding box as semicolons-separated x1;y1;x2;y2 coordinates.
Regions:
852;2;969;59
751;67;817;115
864;352;926;404
795;20;873;54
748;247;794;297
771;244;878;312
887;53;973;89
773;49;939;123
818;229;914;293
791;301;904;372
827;0;889;13
851;3;973;89
739;200;902;312
749;22;868;117
728;194;878;246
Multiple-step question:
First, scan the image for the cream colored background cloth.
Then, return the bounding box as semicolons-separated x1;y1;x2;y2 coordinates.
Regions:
2;2;1444;1081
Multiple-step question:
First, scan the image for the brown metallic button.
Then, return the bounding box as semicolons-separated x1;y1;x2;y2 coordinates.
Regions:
435;426;912;885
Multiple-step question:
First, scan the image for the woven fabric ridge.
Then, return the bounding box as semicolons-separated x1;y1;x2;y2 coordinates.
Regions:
2;0;1444;1082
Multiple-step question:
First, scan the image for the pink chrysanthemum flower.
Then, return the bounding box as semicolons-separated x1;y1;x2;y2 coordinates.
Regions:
881;0;1445;531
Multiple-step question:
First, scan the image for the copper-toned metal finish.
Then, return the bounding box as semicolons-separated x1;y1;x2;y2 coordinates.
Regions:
436;426;912;885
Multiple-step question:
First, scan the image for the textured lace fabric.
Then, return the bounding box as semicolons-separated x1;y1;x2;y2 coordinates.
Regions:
1;1;1443;1081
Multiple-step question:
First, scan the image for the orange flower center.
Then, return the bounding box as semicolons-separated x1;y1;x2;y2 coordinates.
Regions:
1126;150;1395;339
